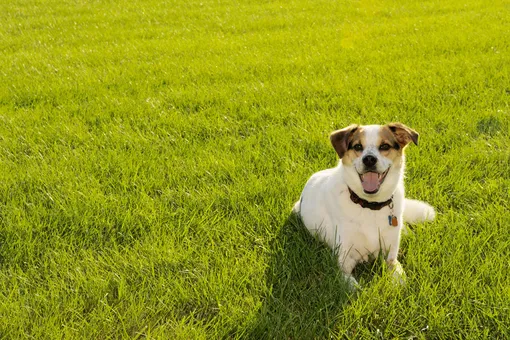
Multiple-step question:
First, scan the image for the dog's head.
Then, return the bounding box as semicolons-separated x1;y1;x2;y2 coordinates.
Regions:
330;123;418;200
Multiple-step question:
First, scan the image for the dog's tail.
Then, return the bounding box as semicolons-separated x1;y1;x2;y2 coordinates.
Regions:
403;199;435;224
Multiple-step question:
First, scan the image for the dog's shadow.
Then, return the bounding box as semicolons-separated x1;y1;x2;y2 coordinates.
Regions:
246;213;360;339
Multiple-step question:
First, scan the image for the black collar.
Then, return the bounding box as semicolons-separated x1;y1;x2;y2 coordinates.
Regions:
348;187;393;211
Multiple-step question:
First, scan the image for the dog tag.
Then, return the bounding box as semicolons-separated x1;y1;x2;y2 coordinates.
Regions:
388;215;398;227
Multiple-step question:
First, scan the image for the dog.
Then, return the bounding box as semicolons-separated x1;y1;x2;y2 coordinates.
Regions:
293;123;435;288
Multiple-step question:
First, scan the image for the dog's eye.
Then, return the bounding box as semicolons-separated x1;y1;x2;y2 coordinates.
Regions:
353;143;363;152
379;143;391;151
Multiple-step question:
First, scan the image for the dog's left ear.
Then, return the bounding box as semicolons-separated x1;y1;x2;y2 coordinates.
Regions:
330;124;359;158
387;123;419;148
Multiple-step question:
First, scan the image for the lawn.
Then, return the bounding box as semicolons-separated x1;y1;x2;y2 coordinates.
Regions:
1;0;509;338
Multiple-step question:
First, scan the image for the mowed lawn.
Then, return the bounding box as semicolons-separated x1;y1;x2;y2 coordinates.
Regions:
1;0;509;338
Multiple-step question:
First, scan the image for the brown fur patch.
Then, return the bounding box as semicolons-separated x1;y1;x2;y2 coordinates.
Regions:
338;127;367;165
380;125;403;152
379;125;404;165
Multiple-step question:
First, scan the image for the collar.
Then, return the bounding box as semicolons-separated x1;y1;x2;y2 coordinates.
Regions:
348;187;393;211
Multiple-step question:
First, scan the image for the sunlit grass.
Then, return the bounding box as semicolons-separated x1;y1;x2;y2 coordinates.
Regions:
0;0;509;338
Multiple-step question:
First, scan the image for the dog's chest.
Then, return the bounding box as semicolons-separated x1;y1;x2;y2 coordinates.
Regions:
345;208;395;249
334;196;401;259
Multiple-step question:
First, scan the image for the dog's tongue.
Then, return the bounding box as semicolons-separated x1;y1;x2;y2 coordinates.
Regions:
361;172;379;193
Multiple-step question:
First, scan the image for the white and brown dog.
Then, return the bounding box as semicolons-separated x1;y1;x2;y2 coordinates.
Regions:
294;123;435;288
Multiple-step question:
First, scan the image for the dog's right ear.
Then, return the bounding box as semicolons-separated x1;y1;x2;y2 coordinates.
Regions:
330;124;359;159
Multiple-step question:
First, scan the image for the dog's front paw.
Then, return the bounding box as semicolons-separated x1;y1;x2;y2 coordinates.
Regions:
387;260;406;286
344;274;361;292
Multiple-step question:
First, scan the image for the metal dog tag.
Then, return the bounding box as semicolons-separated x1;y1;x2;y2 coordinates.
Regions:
388;215;398;227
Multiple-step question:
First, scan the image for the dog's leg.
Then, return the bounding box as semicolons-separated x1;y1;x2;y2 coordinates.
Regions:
403;199;435;224
386;230;406;285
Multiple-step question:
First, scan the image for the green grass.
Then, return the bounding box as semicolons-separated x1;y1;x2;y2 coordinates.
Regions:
1;0;509;338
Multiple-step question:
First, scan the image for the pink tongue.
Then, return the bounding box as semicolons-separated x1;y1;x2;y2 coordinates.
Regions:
361;172;379;192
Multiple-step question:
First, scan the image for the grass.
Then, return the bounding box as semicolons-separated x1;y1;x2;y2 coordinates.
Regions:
1;0;509;338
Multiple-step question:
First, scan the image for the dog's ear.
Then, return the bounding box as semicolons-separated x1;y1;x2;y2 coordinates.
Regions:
387;123;419;148
330;124;359;159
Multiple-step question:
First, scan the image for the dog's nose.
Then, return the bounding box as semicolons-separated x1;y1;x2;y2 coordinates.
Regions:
362;155;377;167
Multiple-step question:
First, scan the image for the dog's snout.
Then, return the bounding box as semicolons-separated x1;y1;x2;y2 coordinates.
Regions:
362;155;377;168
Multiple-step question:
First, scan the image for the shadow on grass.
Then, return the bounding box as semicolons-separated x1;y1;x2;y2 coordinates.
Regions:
246;212;354;339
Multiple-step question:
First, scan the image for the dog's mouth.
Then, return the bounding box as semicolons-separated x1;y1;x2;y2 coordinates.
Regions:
358;169;389;194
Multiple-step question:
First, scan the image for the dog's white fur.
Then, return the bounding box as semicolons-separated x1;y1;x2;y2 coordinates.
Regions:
294;124;435;288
